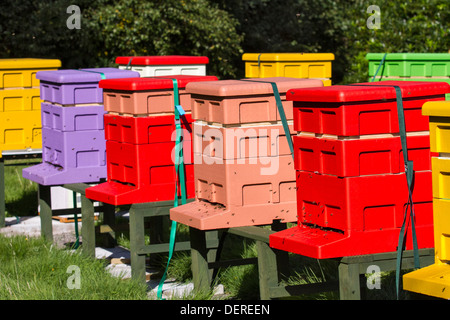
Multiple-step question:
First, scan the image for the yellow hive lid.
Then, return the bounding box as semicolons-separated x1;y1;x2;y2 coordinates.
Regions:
0;58;62;69
242;52;335;62
422;101;450;117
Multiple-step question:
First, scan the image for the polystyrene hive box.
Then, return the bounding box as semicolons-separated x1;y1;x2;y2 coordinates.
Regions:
422;101;450;153
0;88;41;112
37;68;140;105
290;81;450;136
86;113;195;205
293;132;431;177
41;128;106;169
85;138;195;205
0;110;41;154
100;75;218;115
104;113;193;145
367;53;450;79
116;55;209;77
193;121;294;160
269;170;434;259
170;154;297;230
41;103;106;132
242;53;334;80
190;77;324;125
0;58;61;89
430;156;450;200
431;198;450;262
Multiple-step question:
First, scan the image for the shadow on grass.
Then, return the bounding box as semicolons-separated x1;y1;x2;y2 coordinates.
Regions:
6;188;38;217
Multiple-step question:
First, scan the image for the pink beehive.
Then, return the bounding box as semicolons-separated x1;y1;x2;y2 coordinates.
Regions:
170;77;324;230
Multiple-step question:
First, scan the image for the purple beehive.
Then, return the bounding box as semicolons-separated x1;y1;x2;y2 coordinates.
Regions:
22;68;140;185
41;102;106;132
37;68;139;105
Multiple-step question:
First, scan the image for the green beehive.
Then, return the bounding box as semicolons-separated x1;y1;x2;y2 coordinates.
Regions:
366;53;450;100
366;53;450;79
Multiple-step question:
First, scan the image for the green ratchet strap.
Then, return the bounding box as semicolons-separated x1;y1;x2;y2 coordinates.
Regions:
157;78;187;300
240;79;295;160
349;83;419;299
78;69;106;80
125;58;133;70
370;53;387;82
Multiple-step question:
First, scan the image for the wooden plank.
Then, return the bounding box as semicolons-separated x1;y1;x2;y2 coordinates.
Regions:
269;281;339;299
227;225;274;243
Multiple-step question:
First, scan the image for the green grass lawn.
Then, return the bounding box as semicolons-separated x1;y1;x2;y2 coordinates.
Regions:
0;234;148;299
4;158;41;217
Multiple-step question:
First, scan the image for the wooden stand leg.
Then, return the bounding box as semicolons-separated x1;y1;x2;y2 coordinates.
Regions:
338;262;361;300
80;194;95;258
129;204;147;284
190;227;211;292
101;203;116;248
257;240;279;300
39;184;53;242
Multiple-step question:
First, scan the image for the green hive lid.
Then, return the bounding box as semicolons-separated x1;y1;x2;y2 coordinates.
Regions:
366;53;450;61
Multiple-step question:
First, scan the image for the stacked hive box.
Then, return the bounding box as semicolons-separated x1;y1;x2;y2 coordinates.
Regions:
242;53;334;86
403;101;450;299
367;53;450;100
169;77;324;230
0;58;61;156
116;55;209;77
22;68;140;185
269;80;450;259
84;75;218;205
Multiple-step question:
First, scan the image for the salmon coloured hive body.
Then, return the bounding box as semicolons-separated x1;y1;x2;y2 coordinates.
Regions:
116;55;209;77
0;58;61;157
22;68;140;186
170;77;325;230
85;75;218;206
269;80;450;259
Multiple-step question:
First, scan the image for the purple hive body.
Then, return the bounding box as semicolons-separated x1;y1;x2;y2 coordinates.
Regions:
23;68;140;185
41;103;106;132
37;68;139;105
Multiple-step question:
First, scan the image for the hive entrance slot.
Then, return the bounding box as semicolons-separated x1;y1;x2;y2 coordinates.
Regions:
302;222;345;235
111;179;135;187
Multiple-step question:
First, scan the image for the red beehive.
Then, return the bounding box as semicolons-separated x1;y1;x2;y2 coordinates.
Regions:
293;132;431;177
291;81;449;135
85;75;218;205
170;77;325;230
269;80;450;259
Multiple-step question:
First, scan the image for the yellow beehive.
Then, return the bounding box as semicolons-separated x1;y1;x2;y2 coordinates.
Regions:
0;58;61;157
242;53;334;86
0;58;61;89
0;110;42;153
403;99;450;298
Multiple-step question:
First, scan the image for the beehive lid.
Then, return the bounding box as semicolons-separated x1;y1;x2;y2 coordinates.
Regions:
422;101;450;117
242;53;335;62
287;80;450;102
36;68;140;84
115;55;209;66
366;53;450;61
186;77;324;96
0;58;61;69
98;74;218;91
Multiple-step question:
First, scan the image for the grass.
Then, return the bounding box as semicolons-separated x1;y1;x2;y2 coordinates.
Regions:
4;158;40;217
0;234;148;300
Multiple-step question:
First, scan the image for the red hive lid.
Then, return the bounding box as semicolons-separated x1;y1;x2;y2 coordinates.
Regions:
99;75;218;91
115;55;209;66
287;80;450;102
